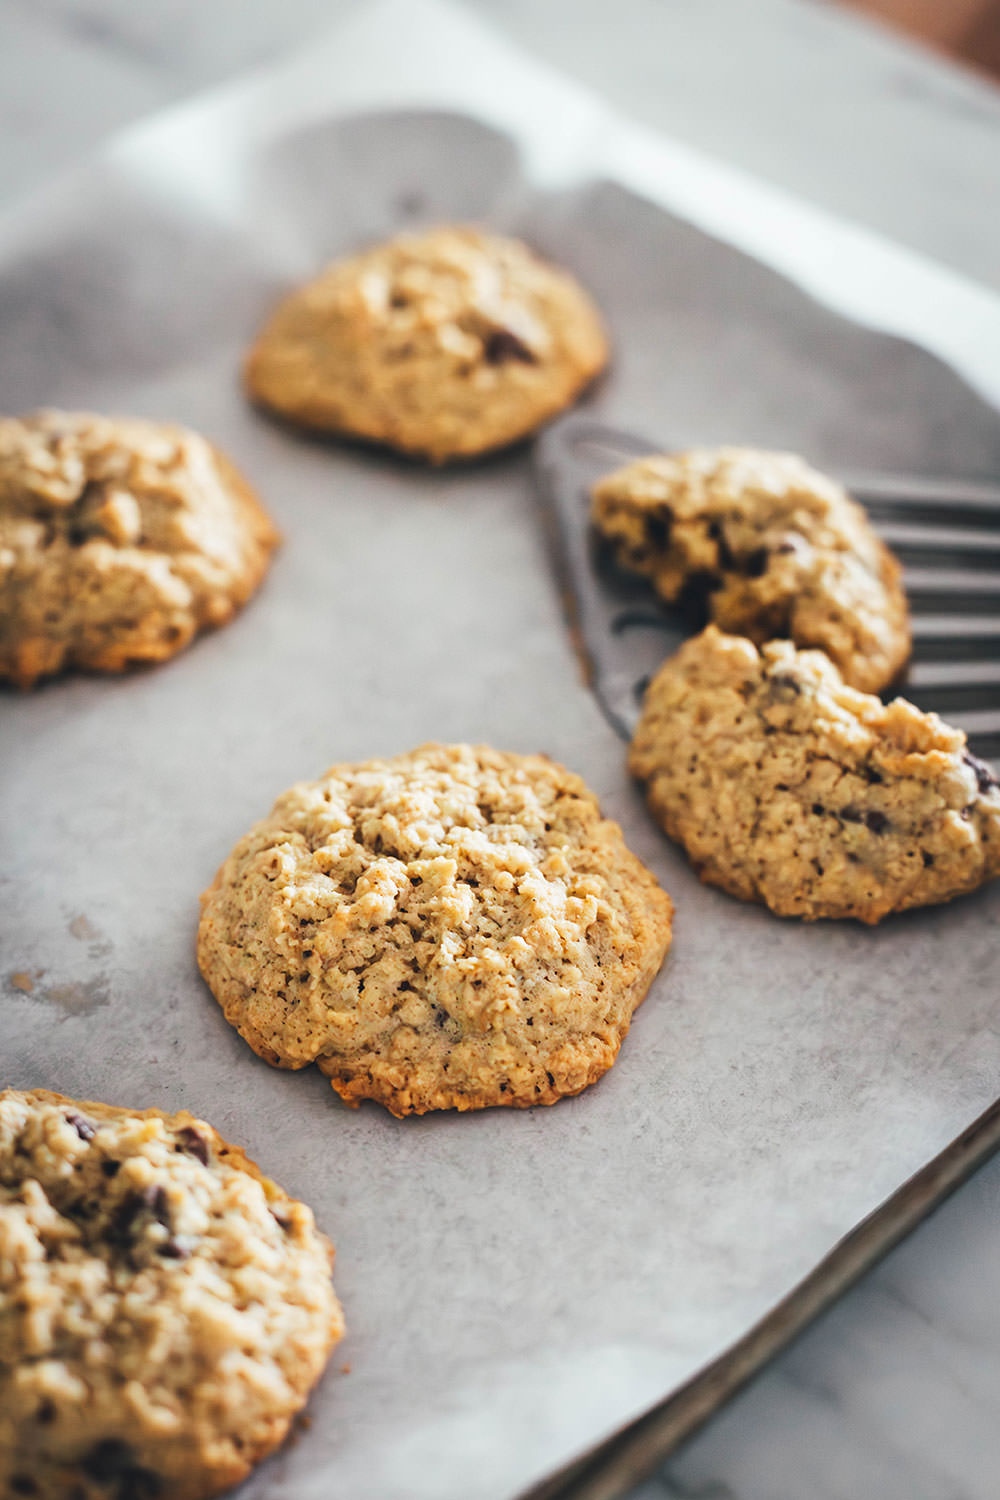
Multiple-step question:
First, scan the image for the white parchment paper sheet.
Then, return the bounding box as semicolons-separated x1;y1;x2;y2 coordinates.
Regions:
2;3;999;1497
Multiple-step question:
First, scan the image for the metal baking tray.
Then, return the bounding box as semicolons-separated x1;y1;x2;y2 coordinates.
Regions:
2;7;1000;1496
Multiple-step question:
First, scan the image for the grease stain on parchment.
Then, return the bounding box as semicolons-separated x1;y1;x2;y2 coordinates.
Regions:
7;969;110;1016
42;977;111;1015
6;913;114;1016
68;913;114;960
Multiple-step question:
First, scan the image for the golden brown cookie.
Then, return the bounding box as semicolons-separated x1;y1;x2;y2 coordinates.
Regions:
630;625;1000;923
197;743;673;1115
0;410;279;688
245;226;609;462
592;446;909;693
0;1088;343;1500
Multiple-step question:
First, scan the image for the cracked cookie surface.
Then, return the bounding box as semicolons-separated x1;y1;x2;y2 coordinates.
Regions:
0;1088;342;1500
197;743;673;1116
0;411;279;687
629;626;1000;923
245;227;609;462
592;447;909;694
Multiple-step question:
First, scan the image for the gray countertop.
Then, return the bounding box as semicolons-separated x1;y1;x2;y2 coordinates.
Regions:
2;3;999;1497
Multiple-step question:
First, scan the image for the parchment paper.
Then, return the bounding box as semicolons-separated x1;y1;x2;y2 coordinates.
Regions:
2;3;999;1498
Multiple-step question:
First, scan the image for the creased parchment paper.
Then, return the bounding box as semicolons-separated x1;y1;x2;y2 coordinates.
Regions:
2;3;999;1497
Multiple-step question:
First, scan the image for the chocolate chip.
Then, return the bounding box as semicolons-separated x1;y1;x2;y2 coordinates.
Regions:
66;1113;96;1142
963;750;999;795
482;328;537;365
82;1442;136;1482
118;1473;161;1500
863;766;883;785
676;569;722;618
109;1185;170;1244
36;1399;56;1425
645;504;673;551
157;1237;191;1260
840;807;862;824
109;1195;143;1243
812;803;825;816
707;519;733;569
742;546;769;578
922;851;935;867
146;1185;169;1223
176;1126;210;1166
11;1474;38;1494
101;1160;121;1178
865;810;888;834
82;1443;161;1500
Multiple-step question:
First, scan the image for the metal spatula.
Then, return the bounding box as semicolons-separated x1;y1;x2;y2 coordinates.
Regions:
535;416;1000;759
525;412;1000;1499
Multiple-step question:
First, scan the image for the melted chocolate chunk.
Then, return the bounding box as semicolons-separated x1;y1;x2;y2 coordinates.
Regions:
741;545;770;578
176;1126;210;1166
82;1441;161;1500
706;518;733;569
963;750;999;795
109;1185;170;1245
865;810;888;834
676;569;722;619
82;1442;136;1482
482;328;537;365
66;1113;96;1142
157;1237;191;1261
645;504;673;552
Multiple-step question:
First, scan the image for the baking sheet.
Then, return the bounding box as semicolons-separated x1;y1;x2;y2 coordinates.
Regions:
3;3;1000;1498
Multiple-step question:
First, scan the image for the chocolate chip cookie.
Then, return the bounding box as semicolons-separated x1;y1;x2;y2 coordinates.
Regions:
197;743;673;1115
592;446;909;694
630;625;1000;923
0;411;279;688
0;1088;343;1500
245;227;609;462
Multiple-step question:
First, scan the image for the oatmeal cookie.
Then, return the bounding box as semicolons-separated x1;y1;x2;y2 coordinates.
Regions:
592;446;909;694
197;743;673;1115
245;226;609;461
630;626;1000;923
0;1088;342;1500
0;410;279;688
